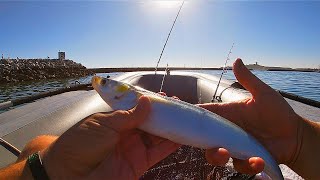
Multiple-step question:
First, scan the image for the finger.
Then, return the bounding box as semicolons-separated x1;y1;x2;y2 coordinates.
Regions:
172;96;179;100
127;95;151;123
98;96;151;132
198;100;248;126
233;58;271;97
205;148;230;166
147;140;181;167
158;92;167;96
233;157;265;175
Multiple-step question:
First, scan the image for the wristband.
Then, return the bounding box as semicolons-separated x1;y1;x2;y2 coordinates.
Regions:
27;151;50;180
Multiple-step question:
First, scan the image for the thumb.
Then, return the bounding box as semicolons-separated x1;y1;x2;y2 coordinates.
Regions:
127;95;151;128
233;58;271;97
199;100;247;125
99;95;151;132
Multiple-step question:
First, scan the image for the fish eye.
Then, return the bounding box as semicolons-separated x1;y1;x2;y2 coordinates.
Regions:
101;78;107;86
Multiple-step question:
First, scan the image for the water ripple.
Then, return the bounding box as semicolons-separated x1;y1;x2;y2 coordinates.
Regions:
0;71;319;105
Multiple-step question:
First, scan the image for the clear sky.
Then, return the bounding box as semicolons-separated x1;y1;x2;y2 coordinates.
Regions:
0;1;319;68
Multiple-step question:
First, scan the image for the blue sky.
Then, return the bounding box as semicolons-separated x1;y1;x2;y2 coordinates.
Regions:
0;1;319;68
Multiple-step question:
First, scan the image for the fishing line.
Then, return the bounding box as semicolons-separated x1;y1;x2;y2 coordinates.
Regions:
211;43;235;102
159;63;169;92
154;0;185;74
199;57;204;103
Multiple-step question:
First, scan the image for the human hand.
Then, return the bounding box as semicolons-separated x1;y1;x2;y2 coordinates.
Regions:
41;96;180;179
200;58;302;175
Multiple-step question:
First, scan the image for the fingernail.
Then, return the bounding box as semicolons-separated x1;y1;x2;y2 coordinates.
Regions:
237;58;244;67
249;157;260;171
250;161;256;169
233;58;242;69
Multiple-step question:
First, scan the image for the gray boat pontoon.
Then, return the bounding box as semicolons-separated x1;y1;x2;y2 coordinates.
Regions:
0;71;319;179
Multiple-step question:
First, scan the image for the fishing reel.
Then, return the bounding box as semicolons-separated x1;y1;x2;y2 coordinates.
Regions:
211;96;222;103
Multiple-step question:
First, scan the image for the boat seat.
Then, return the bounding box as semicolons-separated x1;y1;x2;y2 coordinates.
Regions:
129;74;199;104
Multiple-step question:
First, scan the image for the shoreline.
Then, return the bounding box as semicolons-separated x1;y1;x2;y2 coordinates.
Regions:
1;59;319;84
88;67;319;73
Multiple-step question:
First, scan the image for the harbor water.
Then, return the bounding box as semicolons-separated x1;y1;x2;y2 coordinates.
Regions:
0;70;319;113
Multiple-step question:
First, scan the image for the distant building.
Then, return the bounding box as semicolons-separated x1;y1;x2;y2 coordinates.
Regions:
58;51;65;60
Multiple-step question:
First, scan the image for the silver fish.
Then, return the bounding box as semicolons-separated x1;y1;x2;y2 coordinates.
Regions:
92;76;283;180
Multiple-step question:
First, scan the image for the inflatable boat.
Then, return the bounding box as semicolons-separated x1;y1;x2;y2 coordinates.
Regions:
1;71;319;179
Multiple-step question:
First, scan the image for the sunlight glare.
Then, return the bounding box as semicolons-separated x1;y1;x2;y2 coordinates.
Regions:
153;1;182;9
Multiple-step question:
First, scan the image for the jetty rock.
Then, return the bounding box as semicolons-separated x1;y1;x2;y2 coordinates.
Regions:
0;59;94;83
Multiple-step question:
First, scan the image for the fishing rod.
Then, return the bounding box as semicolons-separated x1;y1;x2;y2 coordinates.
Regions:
0;137;21;157
154;0;185;74
211;43;235;102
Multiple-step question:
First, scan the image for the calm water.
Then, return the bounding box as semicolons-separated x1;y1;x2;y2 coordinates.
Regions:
197;70;320;102
0;70;319;107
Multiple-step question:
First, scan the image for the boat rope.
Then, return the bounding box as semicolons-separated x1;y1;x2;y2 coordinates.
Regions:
154;0;185;75
211;43;235;102
278;90;320;108
159;63;169;92
0;137;21;157
230;80;320;108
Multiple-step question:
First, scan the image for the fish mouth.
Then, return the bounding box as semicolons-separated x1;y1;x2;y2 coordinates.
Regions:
92;76;102;90
92;76;102;84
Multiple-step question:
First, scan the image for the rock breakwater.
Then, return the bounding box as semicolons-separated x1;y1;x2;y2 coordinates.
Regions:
0;59;93;83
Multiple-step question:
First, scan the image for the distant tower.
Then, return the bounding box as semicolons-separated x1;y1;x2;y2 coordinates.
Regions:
58;51;65;60
255;62;258;65
1;54;3;60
